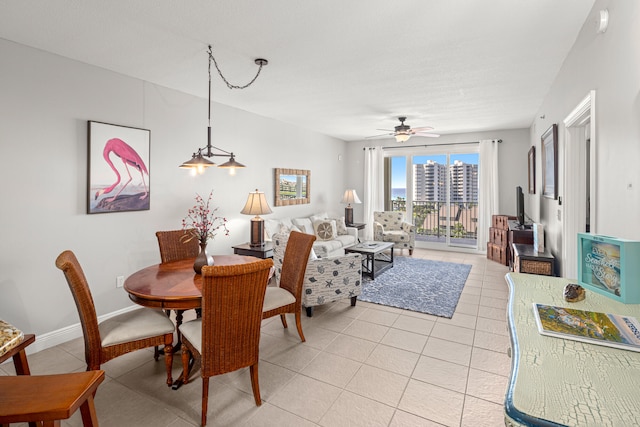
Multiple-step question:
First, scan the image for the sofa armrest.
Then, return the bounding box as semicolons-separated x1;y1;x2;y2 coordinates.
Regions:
345;226;358;239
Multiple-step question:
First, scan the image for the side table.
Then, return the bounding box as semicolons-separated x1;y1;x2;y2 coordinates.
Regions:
232;242;274;259
512;243;555;276
0;333;37;427
0;333;35;375
505;273;640;425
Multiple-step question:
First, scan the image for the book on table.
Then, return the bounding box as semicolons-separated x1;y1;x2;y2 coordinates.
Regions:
357;242;380;249
532;303;640;352
0;319;24;357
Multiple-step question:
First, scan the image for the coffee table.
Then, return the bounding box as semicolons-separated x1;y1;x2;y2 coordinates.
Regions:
345;241;394;279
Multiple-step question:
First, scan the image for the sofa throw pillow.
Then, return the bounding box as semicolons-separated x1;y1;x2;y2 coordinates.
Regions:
279;224;301;234
264;219;283;242
292;217;314;235
313;219;337;241
310;212;329;223
329;217;348;235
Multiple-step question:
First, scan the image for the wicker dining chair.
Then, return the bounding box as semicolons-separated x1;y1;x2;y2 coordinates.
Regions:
156;229;201;321
155;229;200;264
179;258;273;427
262;230;316;342
55;250;175;386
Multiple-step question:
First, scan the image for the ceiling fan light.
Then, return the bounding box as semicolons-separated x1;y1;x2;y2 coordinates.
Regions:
395;133;411;143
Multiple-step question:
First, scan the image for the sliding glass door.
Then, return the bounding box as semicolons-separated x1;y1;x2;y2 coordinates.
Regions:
386;146;479;250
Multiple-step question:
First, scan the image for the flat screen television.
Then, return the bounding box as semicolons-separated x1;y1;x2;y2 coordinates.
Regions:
516;186;525;226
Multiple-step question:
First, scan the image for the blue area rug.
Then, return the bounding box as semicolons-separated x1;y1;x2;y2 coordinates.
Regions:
360;256;472;318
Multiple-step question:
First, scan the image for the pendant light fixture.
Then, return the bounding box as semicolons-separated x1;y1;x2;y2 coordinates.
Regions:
180;45;268;175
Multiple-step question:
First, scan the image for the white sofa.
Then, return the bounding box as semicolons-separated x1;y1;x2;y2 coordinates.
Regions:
264;212;357;258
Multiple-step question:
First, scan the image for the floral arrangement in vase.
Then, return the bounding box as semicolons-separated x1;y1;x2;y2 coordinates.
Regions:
181;190;229;273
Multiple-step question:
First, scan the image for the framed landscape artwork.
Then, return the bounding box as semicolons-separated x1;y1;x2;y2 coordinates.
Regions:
528;146;536;194
88;121;151;214
274;168;310;206
541;124;558;199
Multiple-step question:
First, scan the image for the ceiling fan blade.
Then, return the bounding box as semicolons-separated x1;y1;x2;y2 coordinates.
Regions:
410;126;434;131
375;128;394;132
365;132;394;139
413;132;440;138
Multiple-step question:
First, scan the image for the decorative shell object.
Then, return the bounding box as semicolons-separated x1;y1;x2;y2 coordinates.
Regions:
563;284;586;302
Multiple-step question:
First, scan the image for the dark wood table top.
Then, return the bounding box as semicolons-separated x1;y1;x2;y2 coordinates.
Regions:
124;255;259;310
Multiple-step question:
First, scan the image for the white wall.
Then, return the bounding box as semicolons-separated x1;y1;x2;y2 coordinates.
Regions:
529;1;640;269
344;129;531;227
0;39;347;341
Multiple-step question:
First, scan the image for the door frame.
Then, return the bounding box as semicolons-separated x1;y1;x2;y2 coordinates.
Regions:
562;90;597;278
385;144;479;251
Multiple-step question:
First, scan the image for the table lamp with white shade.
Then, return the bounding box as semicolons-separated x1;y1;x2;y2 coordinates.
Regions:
341;189;361;226
240;189;273;247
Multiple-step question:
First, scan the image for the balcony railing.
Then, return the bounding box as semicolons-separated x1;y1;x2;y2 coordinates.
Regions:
390;199;478;245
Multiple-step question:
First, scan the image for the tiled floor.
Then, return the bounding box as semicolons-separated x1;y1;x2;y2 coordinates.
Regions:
0;249;511;427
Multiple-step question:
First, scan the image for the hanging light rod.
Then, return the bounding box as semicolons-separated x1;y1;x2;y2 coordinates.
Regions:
180;44;268;175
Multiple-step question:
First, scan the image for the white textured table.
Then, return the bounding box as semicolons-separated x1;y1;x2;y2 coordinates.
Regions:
505;273;640;426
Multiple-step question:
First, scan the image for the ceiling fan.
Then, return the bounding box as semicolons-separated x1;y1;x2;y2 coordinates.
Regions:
366;117;440;142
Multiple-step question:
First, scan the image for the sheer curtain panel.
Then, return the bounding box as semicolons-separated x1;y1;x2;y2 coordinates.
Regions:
478;139;500;250
363;147;384;241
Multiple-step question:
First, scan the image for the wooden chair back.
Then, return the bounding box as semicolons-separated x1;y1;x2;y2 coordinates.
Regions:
200;258;273;378
55;250;102;369
156;229;199;264
279;231;316;301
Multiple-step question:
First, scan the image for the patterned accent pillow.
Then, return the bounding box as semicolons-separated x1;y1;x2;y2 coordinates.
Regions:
313;219;337;241
329;217;348;235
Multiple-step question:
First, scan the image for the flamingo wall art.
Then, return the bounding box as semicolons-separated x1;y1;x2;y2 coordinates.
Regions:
88;121;151;214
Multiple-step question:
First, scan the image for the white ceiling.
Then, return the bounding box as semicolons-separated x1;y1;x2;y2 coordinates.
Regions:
0;0;595;141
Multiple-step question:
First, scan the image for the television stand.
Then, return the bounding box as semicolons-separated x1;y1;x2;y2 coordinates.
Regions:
512;243;555;276
513;223;532;230
507;220;533;270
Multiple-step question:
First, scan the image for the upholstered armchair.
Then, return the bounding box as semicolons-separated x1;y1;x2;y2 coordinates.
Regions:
272;232;362;317
373;211;415;255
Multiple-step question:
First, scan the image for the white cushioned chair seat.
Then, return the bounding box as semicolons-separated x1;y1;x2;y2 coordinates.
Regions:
373;211;416;254
262;287;296;312
100;308;175;347
383;230;410;242
178;318;202;354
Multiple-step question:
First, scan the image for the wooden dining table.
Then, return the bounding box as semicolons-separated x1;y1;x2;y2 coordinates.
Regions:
124;254;260;311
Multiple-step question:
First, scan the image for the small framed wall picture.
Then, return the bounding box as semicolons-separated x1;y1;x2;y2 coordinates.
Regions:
88;121;151;214
528;146;536;194
541;124;558;200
